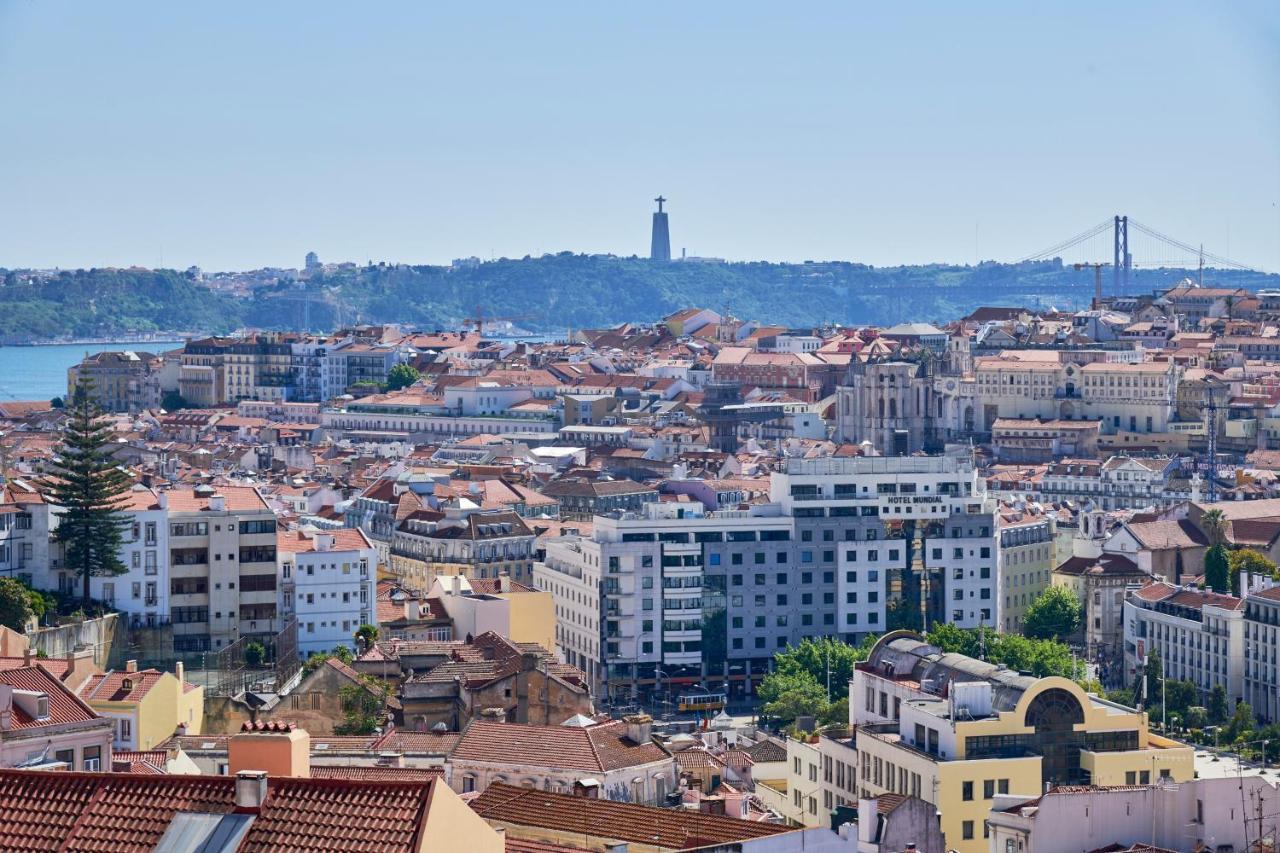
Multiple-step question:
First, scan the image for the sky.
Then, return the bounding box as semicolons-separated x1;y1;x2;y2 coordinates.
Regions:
0;1;1277;272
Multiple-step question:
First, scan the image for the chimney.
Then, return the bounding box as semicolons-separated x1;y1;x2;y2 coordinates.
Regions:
235;770;269;813
450;575;461;596
520;651;541;673
157;490;168;510
210;493;226;511
229;722;311;777
624;713;653;745
479;707;507;724
405;599;421;621
496;573;508;593
125;659;138;673
315;534;334;552
0;684;12;730
175;661;185;684
22;648;34;666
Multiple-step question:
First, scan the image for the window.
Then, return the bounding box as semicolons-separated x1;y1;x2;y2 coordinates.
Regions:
962;821;974;840
962;781;974;801
984;779;995;799
83;746;101;772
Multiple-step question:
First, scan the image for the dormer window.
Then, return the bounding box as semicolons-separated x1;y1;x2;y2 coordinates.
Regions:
34;695;49;721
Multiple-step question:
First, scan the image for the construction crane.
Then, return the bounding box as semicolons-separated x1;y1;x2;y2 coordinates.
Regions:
462;307;533;336
1073;262;1111;310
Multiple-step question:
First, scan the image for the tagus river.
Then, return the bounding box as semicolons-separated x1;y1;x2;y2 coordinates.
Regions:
0;341;181;402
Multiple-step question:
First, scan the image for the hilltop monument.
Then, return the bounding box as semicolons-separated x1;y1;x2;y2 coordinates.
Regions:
650;196;671;261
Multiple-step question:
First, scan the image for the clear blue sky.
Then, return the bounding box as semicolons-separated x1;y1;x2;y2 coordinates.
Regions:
1;1;1277;272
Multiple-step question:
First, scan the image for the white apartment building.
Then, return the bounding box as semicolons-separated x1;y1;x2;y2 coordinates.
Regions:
1123;582;1244;706
773;454;998;634
25;486;169;629
99;488;169;627
0;478;55;585
535;539;602;688
279;527;376;657
1243;585;1280;722
1039;455;1187;511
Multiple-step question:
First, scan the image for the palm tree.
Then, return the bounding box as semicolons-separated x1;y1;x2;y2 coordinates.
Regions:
1201;508;1227;547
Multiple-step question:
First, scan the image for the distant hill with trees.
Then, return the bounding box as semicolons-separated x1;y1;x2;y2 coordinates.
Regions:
3;256;1277;341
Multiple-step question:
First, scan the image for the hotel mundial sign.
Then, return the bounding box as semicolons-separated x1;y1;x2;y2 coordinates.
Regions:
879;493;949;517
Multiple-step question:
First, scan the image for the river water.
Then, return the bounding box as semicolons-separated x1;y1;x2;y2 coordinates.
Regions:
0;342;181;402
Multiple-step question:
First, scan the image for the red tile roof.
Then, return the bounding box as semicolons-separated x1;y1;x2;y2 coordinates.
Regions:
470;783;789;849
0;770;449;852
452;719;670;772
309;765;443;782
0;666;101;727
81;669;166;703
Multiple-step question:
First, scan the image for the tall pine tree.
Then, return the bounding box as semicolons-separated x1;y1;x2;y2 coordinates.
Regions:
49;382;132;607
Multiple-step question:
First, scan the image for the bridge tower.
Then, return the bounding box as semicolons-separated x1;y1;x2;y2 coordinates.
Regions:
1113;215;1131;294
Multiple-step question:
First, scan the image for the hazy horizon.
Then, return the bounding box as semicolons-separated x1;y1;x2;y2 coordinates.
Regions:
2;2;1277;272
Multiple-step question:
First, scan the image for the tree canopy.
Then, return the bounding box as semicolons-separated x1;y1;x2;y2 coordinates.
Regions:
385;363;421;392
1227;549;1277;596
1022;586;1083;641
927;624;1087;682
0;578;35;632
1204;545;1230;595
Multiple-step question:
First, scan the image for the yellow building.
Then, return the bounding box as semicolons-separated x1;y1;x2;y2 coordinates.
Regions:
853;632;1193;853
428;574;555;652
997;503;1057;632
79;660;203;751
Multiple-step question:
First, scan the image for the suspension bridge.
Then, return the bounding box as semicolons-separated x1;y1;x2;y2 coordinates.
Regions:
1018;214;1268;296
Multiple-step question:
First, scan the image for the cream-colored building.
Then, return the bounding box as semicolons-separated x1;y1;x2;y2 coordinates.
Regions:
975;350;1180;435
852;632;1194;853
166;485;281;653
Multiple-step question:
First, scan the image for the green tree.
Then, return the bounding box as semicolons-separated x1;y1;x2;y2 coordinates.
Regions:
161;390;189;411
928;625;1086;682
354;624;379;649
334;683;384;735
758;670;824;707
1136;648;1163;707
767;636;876;702
330;645;355;665
1201;508;1228;547
243;641;266;668
1204;545;1230;594
1224;701;1256;744
1227;549;1277;596
1022;586;1082;640
0;578;34;632
49;397;64;409
762;679;829;728
385;363;421;391
1184;706;1208;731
821;697;850;728
1207;684;1229;726
49;383;133;607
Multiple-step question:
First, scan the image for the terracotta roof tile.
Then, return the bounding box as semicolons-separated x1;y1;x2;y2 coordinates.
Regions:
452;719;669;772
0;770;447;852
470;783;788;849
82;669;167;703
0;666;101;727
